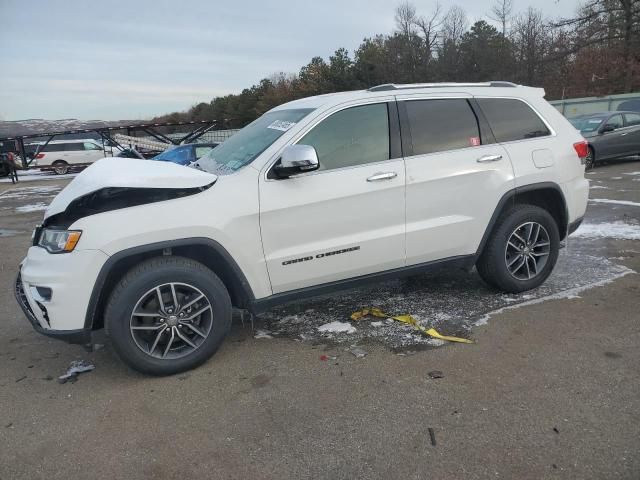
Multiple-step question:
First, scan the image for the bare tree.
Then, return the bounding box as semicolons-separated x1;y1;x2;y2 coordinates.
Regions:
489;0;514;37
414;2;443;53
442;6;468;46
554;0;640;92
395;1;418;37
512;7;549;84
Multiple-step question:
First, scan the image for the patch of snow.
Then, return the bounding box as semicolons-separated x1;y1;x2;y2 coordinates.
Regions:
473;267;634;327
318;321;357;334
371;321;384;327
623;171;640;176
0;185;61;199
572;221;640;241
611;177;623;180
0;172;76;183
16;202;48;213
589;185;609;190
589;198;640;207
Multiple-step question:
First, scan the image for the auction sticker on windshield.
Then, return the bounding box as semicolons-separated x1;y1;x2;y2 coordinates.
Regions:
267;120;296;131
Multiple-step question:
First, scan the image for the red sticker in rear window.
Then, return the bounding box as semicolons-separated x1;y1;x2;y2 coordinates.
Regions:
469;136;480;146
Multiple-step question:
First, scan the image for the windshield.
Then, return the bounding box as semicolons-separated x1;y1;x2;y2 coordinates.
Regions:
569;116;605;133
195;108;314;175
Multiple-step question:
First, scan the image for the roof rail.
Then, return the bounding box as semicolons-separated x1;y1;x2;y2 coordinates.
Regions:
367;81;518;92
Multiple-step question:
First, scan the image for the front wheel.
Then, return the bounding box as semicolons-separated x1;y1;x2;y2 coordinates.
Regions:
52;160;70;175
476;205;560;293
105;256;232;375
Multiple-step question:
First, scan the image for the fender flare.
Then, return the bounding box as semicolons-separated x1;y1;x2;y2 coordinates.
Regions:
83;237;255;330
475;182;569;257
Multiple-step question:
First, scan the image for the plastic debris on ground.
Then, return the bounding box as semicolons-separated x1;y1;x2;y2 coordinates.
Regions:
349;346;368;358
317;321;356;334
58;360;95;384
351;308;473;344
254;329;273;339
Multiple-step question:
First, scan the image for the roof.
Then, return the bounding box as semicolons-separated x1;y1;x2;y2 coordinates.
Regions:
270;82;545;112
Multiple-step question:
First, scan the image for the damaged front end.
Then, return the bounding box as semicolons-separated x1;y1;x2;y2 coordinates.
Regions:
41;157;218;228
42;184;213;229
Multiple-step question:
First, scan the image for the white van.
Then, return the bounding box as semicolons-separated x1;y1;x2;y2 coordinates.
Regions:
32;140;110;174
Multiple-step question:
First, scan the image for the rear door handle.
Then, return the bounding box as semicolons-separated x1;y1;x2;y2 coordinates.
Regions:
367;171;397;182
477;154;503;163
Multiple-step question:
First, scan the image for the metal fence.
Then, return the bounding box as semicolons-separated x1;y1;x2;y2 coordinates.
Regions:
550;92;640;118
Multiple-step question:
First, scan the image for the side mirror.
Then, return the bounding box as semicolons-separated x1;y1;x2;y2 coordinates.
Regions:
601;124;615;133
274;144;319;178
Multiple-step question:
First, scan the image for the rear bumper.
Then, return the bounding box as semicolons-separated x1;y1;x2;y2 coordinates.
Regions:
14;272;91;345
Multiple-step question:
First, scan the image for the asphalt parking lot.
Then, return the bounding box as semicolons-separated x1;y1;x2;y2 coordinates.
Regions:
1;161;639;479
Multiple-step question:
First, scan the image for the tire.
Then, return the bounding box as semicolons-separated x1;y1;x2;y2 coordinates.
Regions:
585;146;595;170
105;256;232;375
52;160;70;175
476;204;560;293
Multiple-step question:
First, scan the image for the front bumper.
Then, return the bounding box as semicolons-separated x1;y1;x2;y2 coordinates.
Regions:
17;246;109;340
15;271;91;344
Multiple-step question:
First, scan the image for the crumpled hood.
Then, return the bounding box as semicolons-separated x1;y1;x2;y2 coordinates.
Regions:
45;157;217;219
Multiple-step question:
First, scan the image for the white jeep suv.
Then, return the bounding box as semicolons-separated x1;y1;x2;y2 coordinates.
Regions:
15;82;590;375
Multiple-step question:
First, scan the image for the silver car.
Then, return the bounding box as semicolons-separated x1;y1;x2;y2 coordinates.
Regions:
569;111;640;169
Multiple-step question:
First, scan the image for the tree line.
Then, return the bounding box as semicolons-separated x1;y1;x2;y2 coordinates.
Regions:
154;0;640;127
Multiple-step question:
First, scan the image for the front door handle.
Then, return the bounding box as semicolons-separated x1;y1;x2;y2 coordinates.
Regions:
477;154;503;163
367;172;397;182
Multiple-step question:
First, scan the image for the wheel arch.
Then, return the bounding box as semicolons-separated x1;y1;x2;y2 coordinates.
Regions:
84;238;256;331
476;182;569;258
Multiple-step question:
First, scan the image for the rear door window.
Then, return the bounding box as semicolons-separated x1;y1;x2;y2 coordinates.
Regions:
476;98;550;142
403;99;481;155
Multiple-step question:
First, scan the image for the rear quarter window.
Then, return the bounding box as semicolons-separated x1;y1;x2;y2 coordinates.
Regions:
476;98;550;142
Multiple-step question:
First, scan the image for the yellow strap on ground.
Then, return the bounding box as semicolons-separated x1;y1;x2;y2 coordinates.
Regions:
350;308;474;344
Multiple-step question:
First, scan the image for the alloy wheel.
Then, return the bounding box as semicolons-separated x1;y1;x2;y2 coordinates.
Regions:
129;282;213;359
504;222;551;281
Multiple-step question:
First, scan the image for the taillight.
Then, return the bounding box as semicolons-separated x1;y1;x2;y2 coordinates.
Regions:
573;141;588;159
35;153;45;159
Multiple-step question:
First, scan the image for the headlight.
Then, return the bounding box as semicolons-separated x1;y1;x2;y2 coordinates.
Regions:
37;229;82;253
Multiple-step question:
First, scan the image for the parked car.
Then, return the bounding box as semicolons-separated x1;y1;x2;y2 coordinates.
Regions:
569;111;640;169
151;143;219;166
31;139;111;174
15;82;589;375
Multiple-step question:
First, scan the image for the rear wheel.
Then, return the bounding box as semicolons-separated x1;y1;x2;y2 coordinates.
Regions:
52;160;69;175
476;204;560;293
105;256;232;375
585;146;595;170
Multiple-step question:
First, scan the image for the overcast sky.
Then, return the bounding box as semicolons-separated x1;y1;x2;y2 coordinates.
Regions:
0;0;580;121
